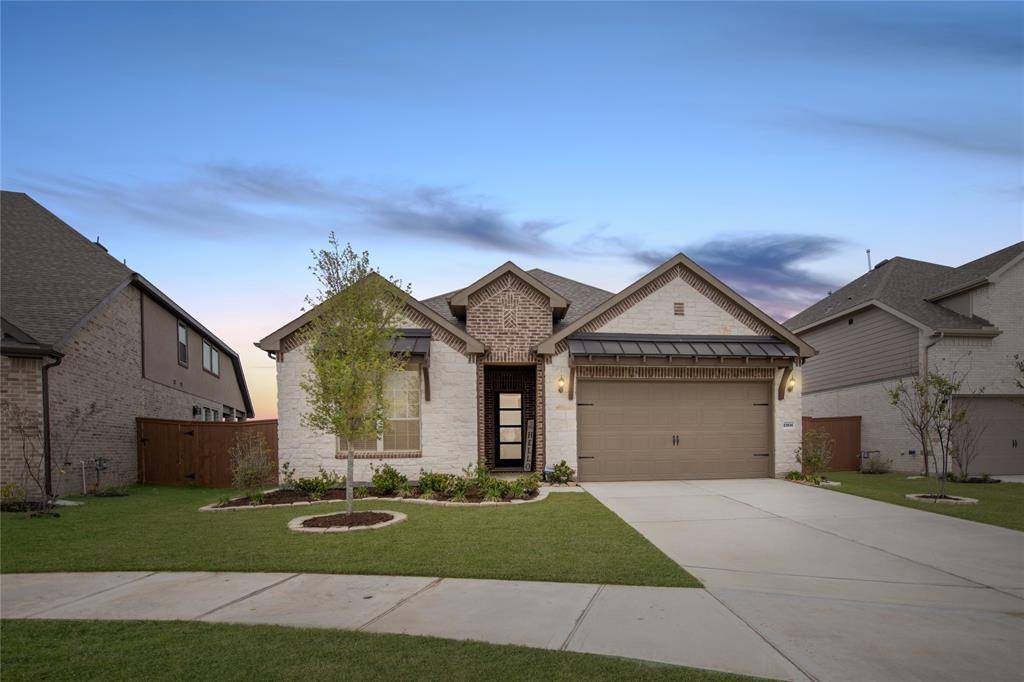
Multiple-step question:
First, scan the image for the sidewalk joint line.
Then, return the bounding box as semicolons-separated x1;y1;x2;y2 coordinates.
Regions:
357;577;443;631
26;571;159;618
560;584;604;651
193;573;300;621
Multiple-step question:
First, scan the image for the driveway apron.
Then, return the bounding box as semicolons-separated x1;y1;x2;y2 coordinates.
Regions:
583;478;1024;682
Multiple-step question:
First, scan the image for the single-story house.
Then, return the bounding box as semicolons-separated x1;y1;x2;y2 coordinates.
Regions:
257;253;813;483
0;191;255;496
785;242;1024;475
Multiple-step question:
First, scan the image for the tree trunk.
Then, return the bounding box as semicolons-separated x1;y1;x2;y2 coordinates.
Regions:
347;446;355;515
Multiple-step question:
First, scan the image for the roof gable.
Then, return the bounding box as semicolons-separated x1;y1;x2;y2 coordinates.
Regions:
784;243;1023;334
537;252;814;357
447;262;569;320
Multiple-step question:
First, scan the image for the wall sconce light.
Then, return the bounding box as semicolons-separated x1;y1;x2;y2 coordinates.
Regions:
787;376;796;393
557;375;566;393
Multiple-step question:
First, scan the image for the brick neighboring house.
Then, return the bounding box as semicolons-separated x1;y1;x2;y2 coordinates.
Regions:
0;191;254;496
785;242;1024;475
257;256;814;483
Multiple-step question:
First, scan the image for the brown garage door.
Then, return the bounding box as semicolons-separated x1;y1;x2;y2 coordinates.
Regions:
576;381;772;481
956;397;1024;476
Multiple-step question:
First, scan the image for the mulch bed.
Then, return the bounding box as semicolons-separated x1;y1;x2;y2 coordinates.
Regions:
217;486;538;508
301;511;393;528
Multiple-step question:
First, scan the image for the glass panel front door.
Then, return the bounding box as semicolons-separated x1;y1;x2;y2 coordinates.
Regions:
497;392;524;465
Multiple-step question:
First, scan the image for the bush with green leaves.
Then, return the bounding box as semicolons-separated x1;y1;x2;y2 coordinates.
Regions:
443;475;470;502
549;460;575;484
508;473;541;499
784;471;805;481
0;483;29;512
480;475;511;502
370;463;408;495
290;467;346;501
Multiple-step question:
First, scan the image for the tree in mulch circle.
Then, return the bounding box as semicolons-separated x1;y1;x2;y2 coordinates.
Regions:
298;235;409;516
888;366;976;499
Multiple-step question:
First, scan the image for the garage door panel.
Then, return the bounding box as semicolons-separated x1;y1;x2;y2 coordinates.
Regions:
955;397;1024;476
577;380;771;481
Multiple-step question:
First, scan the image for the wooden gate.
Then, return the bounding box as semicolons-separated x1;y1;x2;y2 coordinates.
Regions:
802;416;861;472
136;418;278;487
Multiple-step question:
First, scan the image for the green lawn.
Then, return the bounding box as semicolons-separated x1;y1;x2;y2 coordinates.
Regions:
0;620;763;681
826;472;1024;531
0;485;698;587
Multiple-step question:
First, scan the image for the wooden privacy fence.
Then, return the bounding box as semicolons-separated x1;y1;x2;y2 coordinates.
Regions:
136;418;278;488
802;416;862;472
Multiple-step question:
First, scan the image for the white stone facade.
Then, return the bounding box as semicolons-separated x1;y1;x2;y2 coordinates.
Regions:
276;337;478;482
544;351;577;471
597;276;760;336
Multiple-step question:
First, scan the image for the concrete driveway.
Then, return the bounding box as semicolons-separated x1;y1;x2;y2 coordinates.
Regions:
584;478;1024;682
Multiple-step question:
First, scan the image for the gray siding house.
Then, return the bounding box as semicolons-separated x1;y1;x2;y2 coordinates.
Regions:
786;243;1024;475
1;191;254;496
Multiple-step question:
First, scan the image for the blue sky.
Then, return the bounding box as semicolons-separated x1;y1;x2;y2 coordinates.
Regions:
3;2;1021;417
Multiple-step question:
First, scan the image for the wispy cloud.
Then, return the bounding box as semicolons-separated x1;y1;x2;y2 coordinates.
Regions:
630;234;844;320
14;163;563;253
795;112;1023;160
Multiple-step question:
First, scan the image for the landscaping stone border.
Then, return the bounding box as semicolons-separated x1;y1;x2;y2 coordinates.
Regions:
288;510;408;534
905;493;978;506
199;486;556;512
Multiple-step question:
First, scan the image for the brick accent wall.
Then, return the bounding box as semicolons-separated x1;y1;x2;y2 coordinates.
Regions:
0;356;45;494
2;286;234;496
466;272;553;363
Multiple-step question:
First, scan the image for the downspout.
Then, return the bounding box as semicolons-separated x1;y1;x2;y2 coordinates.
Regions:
921;331;944;376
41;354;64;497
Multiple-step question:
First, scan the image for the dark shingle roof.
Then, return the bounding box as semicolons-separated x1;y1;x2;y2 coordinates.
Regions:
1;191;132;346
416;268;613;332
784;243;1024;332
567;333;797;359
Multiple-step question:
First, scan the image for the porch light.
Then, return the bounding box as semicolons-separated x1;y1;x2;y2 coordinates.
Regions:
557;375;566;393
787;376;796;392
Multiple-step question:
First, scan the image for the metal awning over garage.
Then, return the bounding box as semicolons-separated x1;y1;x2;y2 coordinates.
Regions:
567;333;798;360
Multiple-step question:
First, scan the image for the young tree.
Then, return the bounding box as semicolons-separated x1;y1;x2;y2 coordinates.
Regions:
888;369;968;498
950;407;987;481
887;376;941;478
299;236;409;515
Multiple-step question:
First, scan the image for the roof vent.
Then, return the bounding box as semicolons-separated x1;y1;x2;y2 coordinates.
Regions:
873;258;889;270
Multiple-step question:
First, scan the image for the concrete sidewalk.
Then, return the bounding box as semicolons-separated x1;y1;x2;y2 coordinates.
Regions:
1;571;805;681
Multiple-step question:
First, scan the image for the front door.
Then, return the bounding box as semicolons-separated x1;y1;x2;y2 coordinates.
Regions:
496;392;524;468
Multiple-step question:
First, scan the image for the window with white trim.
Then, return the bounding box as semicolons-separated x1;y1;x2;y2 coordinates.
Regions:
341;369;421;452
177;320;189;366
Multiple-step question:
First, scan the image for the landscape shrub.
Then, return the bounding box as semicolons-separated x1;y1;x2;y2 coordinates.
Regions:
290;468;346;501
784;471;804;481
549;460;575;484
0;483;29;512
229;432;276;497
794;428;834;480
370;463;408;495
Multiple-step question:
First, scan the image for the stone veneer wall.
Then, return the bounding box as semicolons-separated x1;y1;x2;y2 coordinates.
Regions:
276;334;477;481
543;270;802;478
2;286;233;496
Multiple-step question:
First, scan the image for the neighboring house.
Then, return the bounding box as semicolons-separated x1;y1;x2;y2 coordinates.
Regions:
257;254;813;483
786;242;1024;475
0;191;254;496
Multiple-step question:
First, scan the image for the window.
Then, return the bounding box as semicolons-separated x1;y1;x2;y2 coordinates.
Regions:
177;321;188;366
212;410;220;421
497;393;523;463
341;369;421;452
202;340;220;376
203;407;212;421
